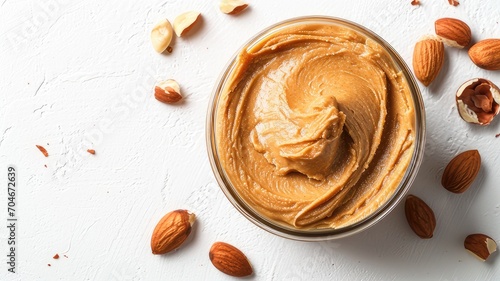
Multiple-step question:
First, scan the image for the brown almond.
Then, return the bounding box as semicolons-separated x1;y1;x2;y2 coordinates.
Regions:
404;195;436;239
412;36;445;86
209;242;253;277
151;210;195;255
464;233;497;261
469;39;500;70
441;150;481;193
435;18;471;48
154;79;182;104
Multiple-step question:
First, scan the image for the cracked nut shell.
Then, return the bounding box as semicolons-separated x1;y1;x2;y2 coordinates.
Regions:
456;78;500;125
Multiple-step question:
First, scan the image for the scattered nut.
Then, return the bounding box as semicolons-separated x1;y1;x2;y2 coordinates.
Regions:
435;18;471;48
151;210;195;255
464;234;497;261
87;149;96;155
36;145;49;157
441;150;481;193
154;79;182;104
412;35;444;86
405;195;436;239
151;19;173;53
173;11;201;37
209;242;253;277
468;39;500;71
456;78;500;125
448;0;459;6
411;0;420;6
219;0;249;15
53;254;59;259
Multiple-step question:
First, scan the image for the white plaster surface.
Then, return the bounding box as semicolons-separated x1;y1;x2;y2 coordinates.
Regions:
1;0;500;280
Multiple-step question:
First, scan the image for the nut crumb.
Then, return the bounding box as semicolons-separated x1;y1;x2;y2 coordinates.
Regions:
448;0;459;6
496;133;500;138
48;264;51;267
411;0;420;5
87;149;96;155
64;254;68;258
44;164;47;168
167;46;173;53
36;145;49;157
53;254;59;259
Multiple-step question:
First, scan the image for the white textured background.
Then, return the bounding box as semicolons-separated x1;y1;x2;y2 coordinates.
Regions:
1;0;500;280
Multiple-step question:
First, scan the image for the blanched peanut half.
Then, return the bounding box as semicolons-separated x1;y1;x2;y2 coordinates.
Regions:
173;11;201;37
219;0;249;15
151;19;173;53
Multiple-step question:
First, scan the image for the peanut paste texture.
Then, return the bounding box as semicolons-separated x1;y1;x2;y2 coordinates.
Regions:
216;23;415;229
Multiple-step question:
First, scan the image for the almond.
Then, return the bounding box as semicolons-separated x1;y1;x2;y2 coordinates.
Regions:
154;79;182;104
209;242;253;277
435;18;471;48
219;0;249;15
469;39;500;70
441;150;481;193
404;195;436;239
173;11;201;37
151;19;173;53
412;35;445;86
464;233;497;261
150;210;195;255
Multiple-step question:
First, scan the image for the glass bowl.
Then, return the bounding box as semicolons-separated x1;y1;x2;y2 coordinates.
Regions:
206;16;425;241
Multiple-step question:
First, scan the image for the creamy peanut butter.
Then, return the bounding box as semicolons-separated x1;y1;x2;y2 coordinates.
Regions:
215;22;415;229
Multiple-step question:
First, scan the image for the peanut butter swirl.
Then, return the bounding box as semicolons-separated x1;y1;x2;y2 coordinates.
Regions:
215;23;415;229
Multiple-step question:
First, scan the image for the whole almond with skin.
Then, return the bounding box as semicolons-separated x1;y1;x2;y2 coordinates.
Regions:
151;210;195;255
405;195;436;239
435;18;471;48
464;234;497;261
413;35;444;86
209;242;253;277
441;150;481;193
469;39;500;70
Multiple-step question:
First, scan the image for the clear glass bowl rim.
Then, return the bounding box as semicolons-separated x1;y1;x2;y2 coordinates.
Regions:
206;16;426;241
